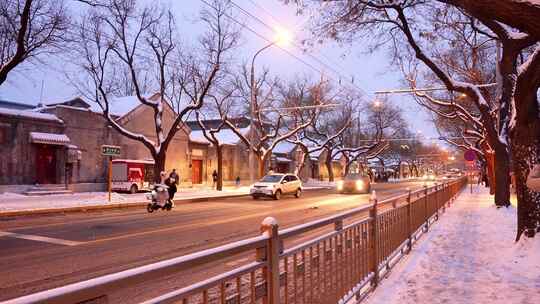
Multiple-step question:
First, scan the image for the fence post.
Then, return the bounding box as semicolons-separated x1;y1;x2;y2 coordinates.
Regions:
406;188;412;253
434;182;439;221
260;217;280;304
423;184;429;232
442;183;447;212
369;190;379;287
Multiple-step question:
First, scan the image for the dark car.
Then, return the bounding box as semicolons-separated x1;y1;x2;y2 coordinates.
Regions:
337;173;371;194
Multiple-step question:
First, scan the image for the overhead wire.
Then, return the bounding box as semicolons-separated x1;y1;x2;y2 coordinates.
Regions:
227;0;369;97
198;0;370;99
244;0;356;85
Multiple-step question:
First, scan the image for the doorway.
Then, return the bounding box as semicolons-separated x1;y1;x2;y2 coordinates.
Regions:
36;144;57;184
191;159;203;184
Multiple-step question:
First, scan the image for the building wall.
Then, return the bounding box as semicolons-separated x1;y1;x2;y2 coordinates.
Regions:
0;115;65;185
119;104;191;183
44;104;192;185
45;107;124;183
203;143;254;184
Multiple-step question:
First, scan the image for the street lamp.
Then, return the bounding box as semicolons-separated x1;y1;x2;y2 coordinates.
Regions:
248;29;292;183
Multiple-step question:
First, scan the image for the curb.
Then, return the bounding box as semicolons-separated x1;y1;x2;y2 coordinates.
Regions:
0;188;331;218
0;193;250;218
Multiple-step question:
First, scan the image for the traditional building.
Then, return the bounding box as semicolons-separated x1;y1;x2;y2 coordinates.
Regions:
0;95;340;192
0;107;69;186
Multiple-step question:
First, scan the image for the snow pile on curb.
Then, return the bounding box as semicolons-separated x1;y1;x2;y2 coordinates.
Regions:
364;187;540;304
0;192;26;199
304;179;336;188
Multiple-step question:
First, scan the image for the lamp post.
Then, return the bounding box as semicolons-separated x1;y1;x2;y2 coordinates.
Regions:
248;29;291;183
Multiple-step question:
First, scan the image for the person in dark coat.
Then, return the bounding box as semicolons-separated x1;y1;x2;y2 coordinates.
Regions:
212;170;218;189
169;169;180;185
165;175;177;201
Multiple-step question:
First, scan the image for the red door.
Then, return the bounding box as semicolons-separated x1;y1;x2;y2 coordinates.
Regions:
36;145;57;184
191;160;203;184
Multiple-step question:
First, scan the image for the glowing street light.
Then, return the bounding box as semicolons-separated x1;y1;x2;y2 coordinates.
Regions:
373;99;382;108
274;27;292;47
248;29;293;182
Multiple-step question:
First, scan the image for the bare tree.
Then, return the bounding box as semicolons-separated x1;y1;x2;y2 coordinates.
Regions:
0;0;68;85
226;72;321;178
71;0;238;182
286;0;540;239
194;77;238;191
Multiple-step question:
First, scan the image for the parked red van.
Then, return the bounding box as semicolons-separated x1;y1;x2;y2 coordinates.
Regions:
111;159;155;193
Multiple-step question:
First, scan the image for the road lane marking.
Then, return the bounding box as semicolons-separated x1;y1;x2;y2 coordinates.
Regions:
0;231;83;246
1;185;420;246
83;195;372;245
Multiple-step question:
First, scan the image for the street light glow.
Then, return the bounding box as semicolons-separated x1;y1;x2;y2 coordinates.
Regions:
274;27;292;47
373;100;382;108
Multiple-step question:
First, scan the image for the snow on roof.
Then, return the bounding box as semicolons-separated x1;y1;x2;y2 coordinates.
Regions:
310;149;324;158
273;141;297;154
107;95;148;117
275;156;292;163
189;127;250;145
0;107;63;123
34;104;103;115
29;132;70;145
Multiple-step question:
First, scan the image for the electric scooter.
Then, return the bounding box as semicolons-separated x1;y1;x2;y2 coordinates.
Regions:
146;184;173;213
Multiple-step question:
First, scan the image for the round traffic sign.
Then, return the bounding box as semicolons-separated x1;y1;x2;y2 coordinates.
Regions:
464;150;476;161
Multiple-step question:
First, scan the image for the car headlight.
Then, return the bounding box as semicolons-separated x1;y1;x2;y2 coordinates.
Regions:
355;180;364;189
337;181;343;191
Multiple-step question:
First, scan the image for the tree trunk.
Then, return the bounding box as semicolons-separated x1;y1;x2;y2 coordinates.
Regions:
493;148;511;207
295;149;307;176
512;120;540;240
258;156;266;179
216;145;223;191
326;153;334;182
153;152;166;184
344;155;351;177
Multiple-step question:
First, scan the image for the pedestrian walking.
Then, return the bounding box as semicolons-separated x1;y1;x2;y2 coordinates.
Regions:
212;170;218;189
235;176;241;187
477;170;482;185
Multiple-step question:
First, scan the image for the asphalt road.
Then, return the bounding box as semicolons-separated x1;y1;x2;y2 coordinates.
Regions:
0;181;430;302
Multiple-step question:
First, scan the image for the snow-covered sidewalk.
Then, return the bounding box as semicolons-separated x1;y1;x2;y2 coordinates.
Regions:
364;187;540;304
0;187;251;214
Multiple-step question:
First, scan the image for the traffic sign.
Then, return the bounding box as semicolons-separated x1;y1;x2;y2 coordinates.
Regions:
101;145;121;156
464;149;476;161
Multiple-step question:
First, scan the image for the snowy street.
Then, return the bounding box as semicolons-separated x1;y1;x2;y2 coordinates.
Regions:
0;181;340;214
0;181;425;301
364;187;540;304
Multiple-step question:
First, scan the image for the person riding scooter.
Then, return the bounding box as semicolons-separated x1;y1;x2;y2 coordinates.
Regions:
146;172;173;213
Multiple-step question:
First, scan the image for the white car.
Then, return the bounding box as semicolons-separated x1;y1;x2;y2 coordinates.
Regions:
250;173;303;200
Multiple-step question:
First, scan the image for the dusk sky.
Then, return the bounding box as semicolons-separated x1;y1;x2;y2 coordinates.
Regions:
0;0;439;141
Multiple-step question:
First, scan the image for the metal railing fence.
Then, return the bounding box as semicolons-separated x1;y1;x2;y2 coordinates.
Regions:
3;178;467;304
